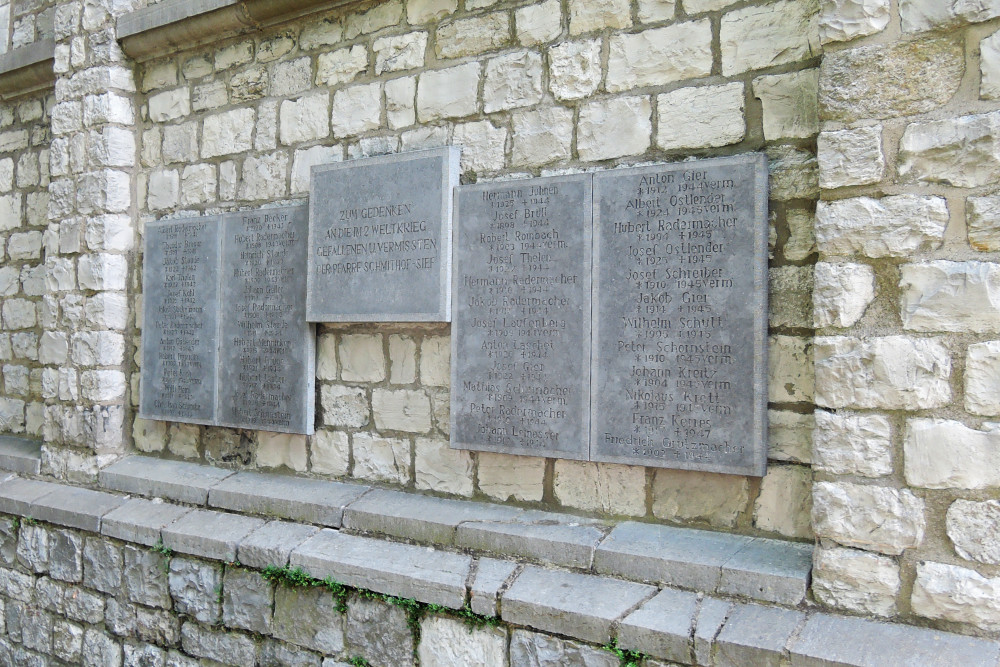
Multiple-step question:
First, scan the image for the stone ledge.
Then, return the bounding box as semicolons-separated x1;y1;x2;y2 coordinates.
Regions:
0;437;41;475
117;0;364;61
0;40;55;100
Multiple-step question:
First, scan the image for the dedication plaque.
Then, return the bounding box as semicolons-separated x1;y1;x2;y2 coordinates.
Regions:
140;204;315;435
591;154;768;475
140;217;221;424
307;147;460;322
451;175;592;459
217;206;315;434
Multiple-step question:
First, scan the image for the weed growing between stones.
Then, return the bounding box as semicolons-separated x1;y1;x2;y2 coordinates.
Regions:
152;540;174;573
260;564;349;612
347;657;371;667
602;638;646;667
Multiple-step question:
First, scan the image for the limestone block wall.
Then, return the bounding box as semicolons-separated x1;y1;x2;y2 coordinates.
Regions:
10;0;58;50
129;0;821;543
812;0;1000;636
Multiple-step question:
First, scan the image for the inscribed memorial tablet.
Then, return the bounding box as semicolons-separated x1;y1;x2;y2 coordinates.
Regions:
307;147;460;322
451;174;592;459
217;206;315;434
591;155;768;475
139;217;221;424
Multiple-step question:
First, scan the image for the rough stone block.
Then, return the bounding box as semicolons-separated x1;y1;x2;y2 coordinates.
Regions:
608;20;712;92
168;558;221;624
819;0;890;43
181;622;256;666
346;595;414;666
714;603;803;667
222;567;273;634
813;410;892;477
271;584;346;654
754;69;819;141
548;38;601;101
815;195;947;258
968;195;1000;252
419;616;506;667
947;499;1000;565
123;545;171;609
721;0;819;76
161;509;265;562
83;538;123;595
290;529;471;608
99;456;234;504
455;509;607;569
813;481;925;555
617;588;698;662
899;111;1000;188
656;82;745;151
483;50;543;113
912;561;1000;629
237;521;320;570
510;629;618;667
101;498;191;547
812;546;899;617
813;262;876;329
577;95;650;161
209;472;367;528
901;261;1000;333
817;125;884;188
651;468;750;528
905;419;1000;490
502;566;656;644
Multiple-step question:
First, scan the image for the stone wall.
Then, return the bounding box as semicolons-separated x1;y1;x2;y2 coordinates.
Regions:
811;0;1000;635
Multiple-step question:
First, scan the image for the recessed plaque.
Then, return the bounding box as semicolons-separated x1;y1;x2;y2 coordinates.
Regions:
451;174;592;459
591;155;768;475
140;217;222;424
217;206;315;434
307;147;460;322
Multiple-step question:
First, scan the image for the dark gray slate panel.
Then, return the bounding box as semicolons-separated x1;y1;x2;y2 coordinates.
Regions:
451;174;592;460
217;205;315;434
139;217;222;424
307;147;460;322
591;155;768;475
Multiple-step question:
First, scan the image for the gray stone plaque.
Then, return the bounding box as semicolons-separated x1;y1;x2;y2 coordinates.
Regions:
217;205;315;434
139;217;222;424
307;147;460;322
591;155;768;475
451;174;592;459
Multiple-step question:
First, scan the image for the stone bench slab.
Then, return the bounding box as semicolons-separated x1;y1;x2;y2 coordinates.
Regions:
208;471;368;528
618;587;700;663
100;456;235;504
237;520;320;570
0;437;41;474
162;508;265;561
456;509;609;569
469;557;519;617
714;602;805;667
101;498;192;546
0;477;54;517
290;528;471;609
28;485;127;532
502;565;657;644
719;537;814;605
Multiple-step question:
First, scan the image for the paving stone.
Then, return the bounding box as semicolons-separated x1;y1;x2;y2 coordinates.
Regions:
788;613;1000;666
237;521;319;570
617;587;698;662
29;485;126;531
290;529;471;609
101;498;191;547
0;436;40;474
161;509;265;562
455;509;608;569
502;566;657;644
470;558;518;617
594;521;752;592
714;603;803;667
718;538;813;605
342;488;520;545
209;472;367;528
694;597;733;666
99;456;234;504
0;477;60;516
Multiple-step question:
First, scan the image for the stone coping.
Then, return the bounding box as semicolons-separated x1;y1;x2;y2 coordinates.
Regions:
0;467;993;665
0;39;55;100
117;0;367;61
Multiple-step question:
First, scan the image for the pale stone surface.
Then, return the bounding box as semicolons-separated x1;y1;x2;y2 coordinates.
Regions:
578;96;651;161
453;120;507;173
548;39;603;101
372;388;432;432
813;262;876;328
820;0;890;43
721;0;820;76
947;499;1000;565
754;70;819;140
417;64;479;122
316;45;367;87
982;31;1000;100
344;0;404;39
766;145;819;201
418;616;506;667
905;419;1000;490
408;0;457;24
339;334;386;383
651;469;748;527
768;335;814;403
415;437;473;496
812;546;899;616
516;0;561;45
901;261;1000;333
511;106;573;167
554;460;645;516
202;108;254;158
817;125;884;188
420;336;449;386
279;94;330;145
511;629;618;666
386;76;416;129
320;385;370;429
388;335;416;384
132;418;167;453
147;169;178;210
374;32;427;74
814;336;951;409
656;83;745;151
900;111;1000;187
814;410;892;477
168;423;199;459
755;465;812;538
813;481;925;555
181;164;215;205
815;195;947;258
331;83;382;138
257;432;308;472
912;561;1000;629
353;432;410;484
820;38;964;122
483;50;544;113
967;341;1000;415
311;430;350;476
238;152;288;201
901;0;1000;33
292;145;342;193
607;20;712;92
768;410;813;463
436;13;509;58
477;452;545;501
568;0;630;34
270;57;313;97
968;195;1000;251
148;88;189;123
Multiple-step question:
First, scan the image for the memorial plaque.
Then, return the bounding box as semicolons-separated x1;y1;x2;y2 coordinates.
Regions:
139;217;221;424
307;147;460;322
451;174;592;459
591;154;768;475
217;205;315;434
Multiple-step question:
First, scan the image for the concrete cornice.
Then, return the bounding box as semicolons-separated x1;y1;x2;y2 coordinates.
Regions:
0;39;55;100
